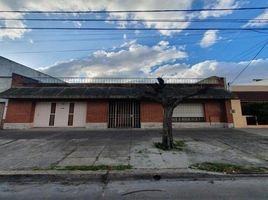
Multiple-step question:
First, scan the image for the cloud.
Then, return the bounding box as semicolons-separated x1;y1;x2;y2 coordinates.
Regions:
0;4;28;40
199;0;240;18
0;0;245;39
200;30;219;48
0;0;194;39
42;40;188;77
42;40;268;84
153;59;268;84
243;9;268;27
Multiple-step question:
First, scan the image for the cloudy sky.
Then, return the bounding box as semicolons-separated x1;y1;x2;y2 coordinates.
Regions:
0;0;268;85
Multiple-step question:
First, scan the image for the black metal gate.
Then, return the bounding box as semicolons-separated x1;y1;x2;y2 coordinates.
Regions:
108;100;140;128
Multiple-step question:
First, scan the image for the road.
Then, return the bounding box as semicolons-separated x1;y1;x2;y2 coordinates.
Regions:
0;177;267;200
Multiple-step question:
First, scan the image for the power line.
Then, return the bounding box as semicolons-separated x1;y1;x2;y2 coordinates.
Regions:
3;32;266;44
4;34;267;54
0;6;267;13
2;27;268;31
4;48;102;54
19;30;244;37
230;39;268;84
1;18;268;23
227;39;268;61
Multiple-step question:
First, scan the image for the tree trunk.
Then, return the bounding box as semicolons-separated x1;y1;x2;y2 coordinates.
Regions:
162;106;174;149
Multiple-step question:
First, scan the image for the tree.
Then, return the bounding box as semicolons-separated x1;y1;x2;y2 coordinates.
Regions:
144;77;208;150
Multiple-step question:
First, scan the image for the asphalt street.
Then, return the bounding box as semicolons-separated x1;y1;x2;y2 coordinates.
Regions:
0;177;267;200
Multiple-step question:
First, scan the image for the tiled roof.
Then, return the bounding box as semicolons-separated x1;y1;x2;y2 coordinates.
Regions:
0;86;236;100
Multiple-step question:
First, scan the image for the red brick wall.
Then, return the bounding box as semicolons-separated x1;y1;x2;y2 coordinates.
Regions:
86;100;108;123
11;73;39;88
140;101;163;122
224;100;233;123
203;100;233;123
5;100;35;123
204;101;225;122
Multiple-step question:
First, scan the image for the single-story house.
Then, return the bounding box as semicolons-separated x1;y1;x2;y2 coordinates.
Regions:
0;74;236;129
231;85;268;128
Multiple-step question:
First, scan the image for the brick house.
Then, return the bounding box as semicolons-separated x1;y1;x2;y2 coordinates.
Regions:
0;74;235;129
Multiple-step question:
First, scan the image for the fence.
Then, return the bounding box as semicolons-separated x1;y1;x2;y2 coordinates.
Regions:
32;77;220;84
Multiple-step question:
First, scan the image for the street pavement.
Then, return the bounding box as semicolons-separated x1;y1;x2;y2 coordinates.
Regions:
0;177;267;199
0;128;267;170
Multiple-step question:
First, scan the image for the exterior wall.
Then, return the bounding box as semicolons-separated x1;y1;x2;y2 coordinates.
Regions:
0;77;12;94
231;99;247;128
231;85;268;128
140;102;163;122
85;123;107;129
224;100;234;124
173;122;229;128
140;100;232;128
4;123;32;129
231;85;268;92
0;103;4;128
86;100;108;128
141;122;162;129
204;101;224;123
200;100;234;127
3;99;234;129
5;100;35;123
4;100;35;129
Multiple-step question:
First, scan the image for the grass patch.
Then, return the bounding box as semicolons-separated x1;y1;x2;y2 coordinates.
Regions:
49;165;132;171
174;140;187;151
190;162;268;174
154;140;186;151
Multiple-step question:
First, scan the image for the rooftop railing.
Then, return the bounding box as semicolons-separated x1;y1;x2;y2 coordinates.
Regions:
32;77;220;84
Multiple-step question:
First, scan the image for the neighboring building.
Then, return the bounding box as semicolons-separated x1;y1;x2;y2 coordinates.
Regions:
0;74;235;129
0;56;59;128
231;85;268;128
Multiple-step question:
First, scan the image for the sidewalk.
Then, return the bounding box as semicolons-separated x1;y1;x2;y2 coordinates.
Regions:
0;128;267;178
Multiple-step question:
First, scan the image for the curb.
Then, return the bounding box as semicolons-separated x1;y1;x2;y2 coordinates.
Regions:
1;169;268;182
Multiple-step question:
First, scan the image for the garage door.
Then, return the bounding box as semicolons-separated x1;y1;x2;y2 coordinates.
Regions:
34;102;86;127
173;103;205;122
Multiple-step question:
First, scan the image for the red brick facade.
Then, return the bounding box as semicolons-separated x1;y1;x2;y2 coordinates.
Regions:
204;101;225;122
203;100;233;123
224;100;233;123
86;100;108;123
11;73;39;88
4;99;234;126
5;100;35;123
140;101;163;122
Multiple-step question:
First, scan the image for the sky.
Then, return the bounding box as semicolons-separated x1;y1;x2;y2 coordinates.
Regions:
0;0;268;85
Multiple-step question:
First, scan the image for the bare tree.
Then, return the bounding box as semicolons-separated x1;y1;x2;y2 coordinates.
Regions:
144;77;208;150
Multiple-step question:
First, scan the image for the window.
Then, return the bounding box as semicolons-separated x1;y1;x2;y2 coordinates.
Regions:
49;103;56;126
172;103;205;122
68;103;74;126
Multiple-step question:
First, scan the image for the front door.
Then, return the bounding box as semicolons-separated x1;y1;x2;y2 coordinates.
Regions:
34;102;86;127
108;100;140;128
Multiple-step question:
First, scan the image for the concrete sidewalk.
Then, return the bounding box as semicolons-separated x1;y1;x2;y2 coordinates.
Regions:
0;128;267;171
